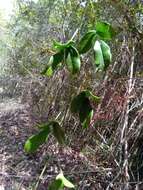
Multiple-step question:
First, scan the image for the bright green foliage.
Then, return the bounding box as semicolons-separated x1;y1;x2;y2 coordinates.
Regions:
100;40;112;69
85;90;101;102
24;126;51;153
24;121;65;153
82;109;94;129
93;40;112;70
41;22;115;76
41;65;53;76
66;46;81;74
53;40;75;51
50;51;64;70
71;90;100;128
78;30;96;54
77;22;114;70
95;21;116;40
42;42;80;76
93;40;105;70
56;172;74;188
48;171;75;189
42;51;64;76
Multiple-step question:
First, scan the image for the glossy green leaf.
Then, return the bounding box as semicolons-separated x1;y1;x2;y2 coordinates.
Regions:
56;172;75;188
24;126;51;153
100;40;112;69
51;51;64;70
24;121;65;153
93;40;104;70
70;46;81;74
53;40;75;51
96;22;116;40
48;179;64;190
52;122;65;144
78;30;96;54
66;46;81;74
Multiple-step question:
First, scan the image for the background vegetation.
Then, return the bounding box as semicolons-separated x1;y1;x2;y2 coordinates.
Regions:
0;0;143;189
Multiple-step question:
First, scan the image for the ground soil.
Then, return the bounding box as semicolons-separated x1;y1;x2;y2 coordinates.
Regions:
0;99;104;190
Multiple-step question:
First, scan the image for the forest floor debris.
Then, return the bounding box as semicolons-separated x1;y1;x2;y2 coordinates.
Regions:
0;99;109;190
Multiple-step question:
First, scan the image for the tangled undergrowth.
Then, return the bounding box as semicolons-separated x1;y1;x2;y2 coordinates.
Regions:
0;36;143;190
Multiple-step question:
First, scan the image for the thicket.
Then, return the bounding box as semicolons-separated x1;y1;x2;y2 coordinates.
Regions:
1;0;143;189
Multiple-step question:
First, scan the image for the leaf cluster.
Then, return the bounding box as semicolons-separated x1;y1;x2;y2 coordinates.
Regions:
42;22;116;76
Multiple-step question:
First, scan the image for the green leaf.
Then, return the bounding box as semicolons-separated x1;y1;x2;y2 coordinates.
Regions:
66;53;73;73
52;122;65;144
36;121;65;144
24;121;65;153
100;40;112;69
78;30;96;54
72;56;81;74
79;97;92;123
24;126;51;153
66;46;81;74
48;179;64;190
71;91;87;113
41;51;64;76
53;40;75;51
45;66;53;76
84;90;101;102
93;40;104;70
71;90;100;128
56;172;75;188
70;46;81;74
71;90;100;113
51;51;64;70
82;109;94;128
96;22;116;40
41;65;53;76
